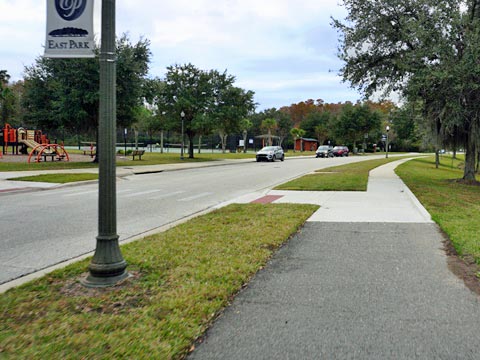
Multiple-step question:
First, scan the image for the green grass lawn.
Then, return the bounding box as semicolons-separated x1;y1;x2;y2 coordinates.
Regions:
0;150;315;172
0;161;98;172
0;203;318;359
275;156;416;191
0;152;225;172
8;173;99;183
396;156;480;264
4;152;479;358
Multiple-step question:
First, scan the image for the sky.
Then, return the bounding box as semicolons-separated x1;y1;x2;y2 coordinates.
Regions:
0;0;363;110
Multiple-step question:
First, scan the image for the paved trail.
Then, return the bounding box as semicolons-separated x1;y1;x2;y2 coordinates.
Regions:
189;159;480;359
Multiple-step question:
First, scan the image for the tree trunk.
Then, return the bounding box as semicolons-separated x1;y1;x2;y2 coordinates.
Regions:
223;134;228;153
463;133;476;181
160;130;164;154
243;130;247;153
134;129;139;150
268;129;272;146
476;150;479;173
188;134;194;158
218;130;227;153
435;149;439;169
93;130;99;163
198;135;202;154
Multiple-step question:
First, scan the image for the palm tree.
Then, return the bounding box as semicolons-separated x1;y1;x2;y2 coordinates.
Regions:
240;118;252;153
290;127;306;152
261;118;277;146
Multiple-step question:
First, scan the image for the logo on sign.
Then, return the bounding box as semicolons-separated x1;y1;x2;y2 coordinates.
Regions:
55;0;87;21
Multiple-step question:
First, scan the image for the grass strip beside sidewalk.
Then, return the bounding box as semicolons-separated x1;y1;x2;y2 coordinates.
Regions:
275;156;415;191
396;156;480;264
0;203;318;359
274;153;480;267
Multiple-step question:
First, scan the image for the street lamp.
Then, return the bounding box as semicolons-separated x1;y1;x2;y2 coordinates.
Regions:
160;111;166;154
123;128;127;155
83;0;128;287
180;111;185;160
385;125;390;158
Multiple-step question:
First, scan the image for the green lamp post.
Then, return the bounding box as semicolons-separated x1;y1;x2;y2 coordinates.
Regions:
83;0;128;287
385;125;390;159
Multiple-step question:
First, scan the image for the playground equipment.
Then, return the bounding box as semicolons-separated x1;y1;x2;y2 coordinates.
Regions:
1;123;69;163
2;123;16;154
27;143;70;163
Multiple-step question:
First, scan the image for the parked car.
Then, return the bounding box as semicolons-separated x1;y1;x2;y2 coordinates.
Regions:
332;146;349;157
256;146;285;162
315;145;333;158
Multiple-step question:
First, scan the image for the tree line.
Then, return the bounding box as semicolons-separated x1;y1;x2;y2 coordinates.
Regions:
1;32;435;161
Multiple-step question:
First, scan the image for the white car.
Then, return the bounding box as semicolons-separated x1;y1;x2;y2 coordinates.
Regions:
316;145;333;158
256;146;285;162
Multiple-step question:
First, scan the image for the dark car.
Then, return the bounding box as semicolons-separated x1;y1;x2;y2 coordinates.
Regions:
256;146;285;162
315;145;333;158
332;146;349;157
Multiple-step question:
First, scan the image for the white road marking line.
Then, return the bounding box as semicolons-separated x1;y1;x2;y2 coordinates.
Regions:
32;188;83;197
63;190;98;197
117;189;134;194
35;188;132;198
178;192;213;202
150;190;185;200
124;189;164;198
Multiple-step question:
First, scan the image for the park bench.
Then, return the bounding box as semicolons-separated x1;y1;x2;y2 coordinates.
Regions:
131;149;145;160
82;146;96;157
41;153;57;162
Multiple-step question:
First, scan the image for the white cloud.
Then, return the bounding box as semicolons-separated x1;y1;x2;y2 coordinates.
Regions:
0;0;361;109
0;1;45;78
238;72;342;91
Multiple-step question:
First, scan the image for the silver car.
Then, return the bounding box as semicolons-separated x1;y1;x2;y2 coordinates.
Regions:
316;145;333;158
256;146;285;162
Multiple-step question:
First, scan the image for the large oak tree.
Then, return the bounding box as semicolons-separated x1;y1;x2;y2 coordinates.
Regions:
156;63;255;158
333;0;480;181
22;35;151;144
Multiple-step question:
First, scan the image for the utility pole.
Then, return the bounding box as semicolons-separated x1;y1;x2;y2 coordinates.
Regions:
83;0;128;287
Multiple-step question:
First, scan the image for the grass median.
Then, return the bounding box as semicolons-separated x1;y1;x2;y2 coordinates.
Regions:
0;203;318;359
7;173;99;183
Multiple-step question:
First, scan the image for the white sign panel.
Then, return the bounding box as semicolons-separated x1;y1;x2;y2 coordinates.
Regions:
45;0;95;58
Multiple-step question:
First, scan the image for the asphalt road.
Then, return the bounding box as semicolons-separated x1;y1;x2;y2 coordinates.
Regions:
0;155;375;285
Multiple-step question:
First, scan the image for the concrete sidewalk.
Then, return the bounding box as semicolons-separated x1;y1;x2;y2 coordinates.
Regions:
272;158;432;223
189;159;480;359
